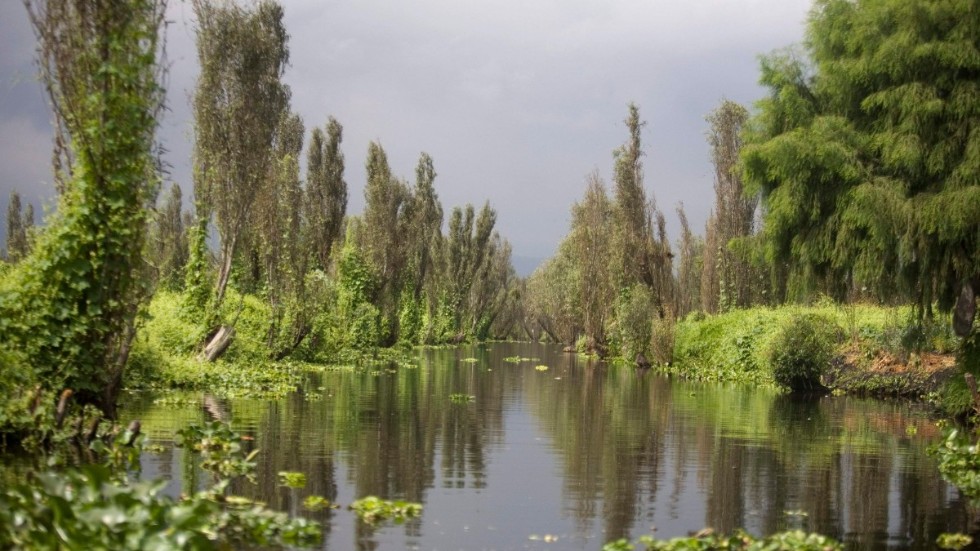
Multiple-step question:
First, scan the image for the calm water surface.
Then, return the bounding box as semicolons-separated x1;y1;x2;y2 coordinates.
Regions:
123;343;978;550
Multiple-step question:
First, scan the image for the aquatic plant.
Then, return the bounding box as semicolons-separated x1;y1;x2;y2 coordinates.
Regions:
931;424;980;504
278;471;307;489
349;496;422;525
0;419;320;549
603;529;842;550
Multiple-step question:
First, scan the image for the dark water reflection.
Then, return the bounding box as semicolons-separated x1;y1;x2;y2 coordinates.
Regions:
124;343;978;550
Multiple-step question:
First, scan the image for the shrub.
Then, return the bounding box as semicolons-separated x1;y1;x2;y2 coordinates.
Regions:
608;285;653;362
650;312;676;365
767;313;839;391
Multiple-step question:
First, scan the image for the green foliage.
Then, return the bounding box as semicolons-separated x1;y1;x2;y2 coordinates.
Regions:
767;313;839;391
671;303;942;391
192;0;292;310
608;285;654;362
182;213;213;316
305;116;347;270
0;420;321;550
673;308;776;385
930;425;980;505
743;0;980;315
277;471;306;489
302;495;335;512
349;496;422;525
605;530;842;551
175;421;258;481
937;533;973;551
126;290;307;398
0;0;166;417
149;183;188;291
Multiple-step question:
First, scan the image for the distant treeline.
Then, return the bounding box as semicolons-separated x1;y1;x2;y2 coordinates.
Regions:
525;0;979;367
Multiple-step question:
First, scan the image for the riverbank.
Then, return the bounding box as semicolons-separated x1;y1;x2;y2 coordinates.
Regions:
667;303;966;414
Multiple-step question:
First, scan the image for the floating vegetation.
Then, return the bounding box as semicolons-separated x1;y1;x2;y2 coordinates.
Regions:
449;393;475;403
350;496;422;525
278;471;307;489
937;533;973;550
461;357;479;363
303;495;338;512
535;365;549;371
503;356;540;364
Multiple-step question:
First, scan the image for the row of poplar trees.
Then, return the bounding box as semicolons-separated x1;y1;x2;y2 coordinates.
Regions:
149;0;521;360
528;0;979;366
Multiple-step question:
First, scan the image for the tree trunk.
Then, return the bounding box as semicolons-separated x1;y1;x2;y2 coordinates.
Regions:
201;325;235;362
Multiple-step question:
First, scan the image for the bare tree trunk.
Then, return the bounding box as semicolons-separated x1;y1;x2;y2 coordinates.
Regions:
214;233;237;309
201;325;235;362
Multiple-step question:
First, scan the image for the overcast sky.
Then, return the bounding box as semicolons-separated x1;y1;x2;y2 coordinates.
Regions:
0;0;811;273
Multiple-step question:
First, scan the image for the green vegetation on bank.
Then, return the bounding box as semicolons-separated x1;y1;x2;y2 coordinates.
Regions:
669;301;962;404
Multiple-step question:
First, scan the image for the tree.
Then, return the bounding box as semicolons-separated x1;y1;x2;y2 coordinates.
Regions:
611;103;654;291
360;142;411;343
406;152;443;298
675;204;704;317
702;100;758;312
397;152;443;344
150;183;188;290
255;112;305;357
610;103;673;319
305;117;347;270
0;0;166;417
192;0;291;310
569;171;614;349
742;0;979;355
5;192;28;263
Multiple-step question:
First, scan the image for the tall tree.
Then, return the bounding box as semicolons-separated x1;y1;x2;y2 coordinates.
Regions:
702;100;757;312
569;171;614;349
675;204;704;317
305;117;347;270
361;142;409;343
610;103;673;319
742;0;980;350
611;103;654;290
407;152;443;298
0;0;166;417
254;112;305;355
150;183;188;290
192;0;291;310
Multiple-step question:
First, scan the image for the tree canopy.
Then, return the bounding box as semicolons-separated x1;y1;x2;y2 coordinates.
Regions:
742;0;979;317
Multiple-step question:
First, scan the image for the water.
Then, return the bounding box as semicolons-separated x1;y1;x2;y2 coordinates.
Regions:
123;342;977;550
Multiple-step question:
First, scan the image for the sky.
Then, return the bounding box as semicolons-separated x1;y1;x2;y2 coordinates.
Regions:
0;0;812;275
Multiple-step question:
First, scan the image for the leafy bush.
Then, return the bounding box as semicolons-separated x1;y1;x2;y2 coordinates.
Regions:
930;424;980;504
767;313;839;391
608;285;653;362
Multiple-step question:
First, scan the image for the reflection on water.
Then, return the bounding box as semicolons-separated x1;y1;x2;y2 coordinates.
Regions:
124;343;977;550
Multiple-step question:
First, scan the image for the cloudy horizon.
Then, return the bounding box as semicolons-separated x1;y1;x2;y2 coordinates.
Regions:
0;0;812;275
